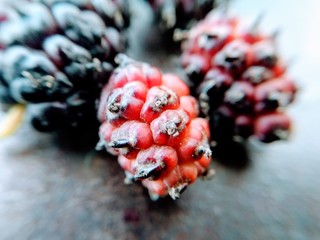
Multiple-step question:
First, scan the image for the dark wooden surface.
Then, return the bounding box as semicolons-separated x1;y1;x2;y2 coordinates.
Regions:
1;0;320;239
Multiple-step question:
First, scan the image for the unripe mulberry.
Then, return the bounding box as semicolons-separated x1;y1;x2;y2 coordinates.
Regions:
180;10;297;144
98;55;213;200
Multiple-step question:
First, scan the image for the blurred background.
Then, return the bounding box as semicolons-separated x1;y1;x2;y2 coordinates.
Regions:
0;0;320;239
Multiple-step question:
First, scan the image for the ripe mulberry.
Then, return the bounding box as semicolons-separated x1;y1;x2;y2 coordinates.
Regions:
97;55;213;200
0;0;129;132
180;10;297;144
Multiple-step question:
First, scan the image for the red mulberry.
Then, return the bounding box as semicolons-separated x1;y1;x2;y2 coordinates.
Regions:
97;55;213;200
180;10;297;144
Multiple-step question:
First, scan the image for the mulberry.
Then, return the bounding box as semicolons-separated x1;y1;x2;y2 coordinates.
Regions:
180;10;297;144
97;55;213;200
0;0;129;133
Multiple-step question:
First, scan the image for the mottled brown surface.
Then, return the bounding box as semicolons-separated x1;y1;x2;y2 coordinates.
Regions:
1;0;320;239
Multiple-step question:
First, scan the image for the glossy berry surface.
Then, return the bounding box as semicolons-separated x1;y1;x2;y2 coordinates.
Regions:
0;0;130;132
98;55;213;200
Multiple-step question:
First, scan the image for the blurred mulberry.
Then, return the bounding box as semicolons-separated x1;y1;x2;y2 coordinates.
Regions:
180;10;297;144
0;0;130;132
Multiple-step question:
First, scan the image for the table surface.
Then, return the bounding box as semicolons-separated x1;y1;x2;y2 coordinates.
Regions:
1;0;320;239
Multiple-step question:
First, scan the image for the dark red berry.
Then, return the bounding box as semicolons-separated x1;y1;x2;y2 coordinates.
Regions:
213;40;253;77
180;10;297;144
254;77;297;113
224;81;254;113
254;112;291;143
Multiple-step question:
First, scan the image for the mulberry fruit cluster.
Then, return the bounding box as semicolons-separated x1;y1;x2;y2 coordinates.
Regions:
97;55;213;200
180;11;297;144
0;0;129;131
0;1;299;200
